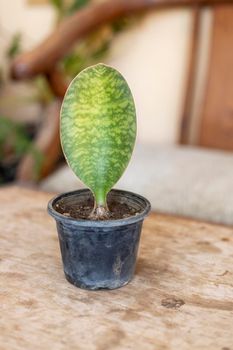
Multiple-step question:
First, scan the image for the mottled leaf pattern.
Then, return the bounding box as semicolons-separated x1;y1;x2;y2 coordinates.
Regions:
61;63;136;206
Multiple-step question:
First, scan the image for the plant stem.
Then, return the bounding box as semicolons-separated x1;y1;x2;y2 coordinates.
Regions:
89;204;110;220
89;192;110;220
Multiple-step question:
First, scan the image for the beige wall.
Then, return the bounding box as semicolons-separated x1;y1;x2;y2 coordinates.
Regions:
0;1;197;145
0;0;55;64
108;9;192;144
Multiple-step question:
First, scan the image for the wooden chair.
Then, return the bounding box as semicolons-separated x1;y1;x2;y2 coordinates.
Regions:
11;0;233;182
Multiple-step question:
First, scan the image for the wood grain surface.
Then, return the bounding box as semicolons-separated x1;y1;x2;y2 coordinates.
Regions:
0;186;233;350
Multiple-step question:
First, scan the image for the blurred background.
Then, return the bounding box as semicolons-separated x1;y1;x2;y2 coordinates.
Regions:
0;0;233;225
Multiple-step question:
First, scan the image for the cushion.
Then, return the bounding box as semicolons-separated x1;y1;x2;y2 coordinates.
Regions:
41;145;233;225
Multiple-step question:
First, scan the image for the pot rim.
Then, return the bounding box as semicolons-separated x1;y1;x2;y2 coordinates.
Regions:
47;188;151;227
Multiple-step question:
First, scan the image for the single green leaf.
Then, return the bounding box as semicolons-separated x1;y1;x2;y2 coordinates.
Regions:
6;33;22;59
67;0;90;14
60;63;136;207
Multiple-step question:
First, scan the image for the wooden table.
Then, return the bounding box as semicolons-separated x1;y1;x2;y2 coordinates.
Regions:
1;186;233;350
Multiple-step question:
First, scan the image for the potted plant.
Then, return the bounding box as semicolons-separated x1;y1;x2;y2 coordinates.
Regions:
48;63;151;290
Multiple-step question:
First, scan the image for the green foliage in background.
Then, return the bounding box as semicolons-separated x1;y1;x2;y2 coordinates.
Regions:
61;64;136;215
50;0;136;78
0;0;138;184
51;0;90;17
0;117;43;179
6;33;22;59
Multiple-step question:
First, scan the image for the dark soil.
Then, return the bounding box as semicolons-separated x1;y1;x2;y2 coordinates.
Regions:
55;195;141;221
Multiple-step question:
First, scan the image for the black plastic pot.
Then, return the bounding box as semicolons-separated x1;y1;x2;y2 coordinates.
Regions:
48;189;151;290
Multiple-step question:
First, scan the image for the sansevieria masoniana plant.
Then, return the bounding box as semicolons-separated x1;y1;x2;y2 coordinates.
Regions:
60;63;136;220
48;63;150;290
